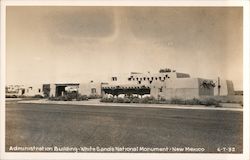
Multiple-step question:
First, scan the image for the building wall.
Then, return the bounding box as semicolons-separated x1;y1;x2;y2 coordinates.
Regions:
6;84;43;97
49;84;56;97
150;78;200;99
79;82;102;96
226;80;235;95
198;78;214;96
214;79;228;96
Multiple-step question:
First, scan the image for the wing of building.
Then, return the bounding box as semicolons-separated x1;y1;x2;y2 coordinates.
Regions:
37;69;234;100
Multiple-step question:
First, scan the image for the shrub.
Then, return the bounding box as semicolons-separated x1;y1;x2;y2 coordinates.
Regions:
88;95;102;99
113;98;125;103
131;97;140;103
170;98;185;105
18;95;27;98
200;98;219;106
33;94;44;98
6;95;18;98
76;95;88;101
185;98;202;105
100;97;114;103
123;97;131;103
139;96;157;104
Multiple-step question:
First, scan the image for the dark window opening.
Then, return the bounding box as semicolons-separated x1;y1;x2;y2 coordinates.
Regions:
159;87;163;92
91;88;97;94
112;77;117;81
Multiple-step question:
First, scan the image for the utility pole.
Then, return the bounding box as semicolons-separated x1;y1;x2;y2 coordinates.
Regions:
218;77;221;96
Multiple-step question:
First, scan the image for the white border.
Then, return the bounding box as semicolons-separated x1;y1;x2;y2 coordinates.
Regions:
1;1;249;160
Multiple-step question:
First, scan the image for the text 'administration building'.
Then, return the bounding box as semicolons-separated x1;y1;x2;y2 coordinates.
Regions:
44;69;234;100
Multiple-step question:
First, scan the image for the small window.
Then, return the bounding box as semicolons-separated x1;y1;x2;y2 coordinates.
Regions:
112;77;117;81
91;88;96;94
143;77;146;80
159;77;162;80
155;77;158;80
159;87;163;92
138;81;141;84
38;89;41;93
128;78;131;81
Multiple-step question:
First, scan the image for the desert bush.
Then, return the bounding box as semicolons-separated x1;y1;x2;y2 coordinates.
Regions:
6;95;18;98
123;97;131;103
88;94;102;99
200;98;219;106
33;94;44;98
185;98;202;105
131;97;140;103
100;97;114;103
18;95;27;98
170;98;185;105
139;96;157;104
76;95;88;101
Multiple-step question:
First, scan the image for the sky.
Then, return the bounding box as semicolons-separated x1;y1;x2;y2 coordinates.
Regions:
6;6;243;90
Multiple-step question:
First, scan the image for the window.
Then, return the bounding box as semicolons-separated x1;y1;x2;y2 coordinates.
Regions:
112;77;117;81
38;89;41;93
91;88;96;94
159;87;163;92
159;77;162;80
128;78;131;81
143;77;146;80
155;77;158;80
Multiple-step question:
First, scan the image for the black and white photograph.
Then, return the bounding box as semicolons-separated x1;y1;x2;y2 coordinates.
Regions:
1;1;249;160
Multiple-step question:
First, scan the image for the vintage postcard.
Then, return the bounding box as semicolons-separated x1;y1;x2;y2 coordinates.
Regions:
0;0;249;160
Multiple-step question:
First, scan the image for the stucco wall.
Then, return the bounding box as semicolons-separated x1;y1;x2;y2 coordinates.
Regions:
79;82;102;96
214;80;228;96
226;80;235;95
150;78;200;99
49;84;56;97
198;78;214;96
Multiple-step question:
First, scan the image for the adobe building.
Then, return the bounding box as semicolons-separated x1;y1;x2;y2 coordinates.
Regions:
40;68;234;100
101;69;235;100
45;81;103;98
6;84;43;97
